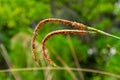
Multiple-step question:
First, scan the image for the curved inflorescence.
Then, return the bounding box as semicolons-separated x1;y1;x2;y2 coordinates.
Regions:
31;18;86;62
32;18;120;66
42;30;95;66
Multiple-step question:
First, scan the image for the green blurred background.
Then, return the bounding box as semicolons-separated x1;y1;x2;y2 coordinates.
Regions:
0;0;120;80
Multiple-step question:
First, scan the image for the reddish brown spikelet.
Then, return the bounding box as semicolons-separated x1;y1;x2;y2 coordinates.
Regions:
42;30;87;66
31;18;86;62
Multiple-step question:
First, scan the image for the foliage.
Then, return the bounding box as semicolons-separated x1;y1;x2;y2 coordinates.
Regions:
0;0;120;80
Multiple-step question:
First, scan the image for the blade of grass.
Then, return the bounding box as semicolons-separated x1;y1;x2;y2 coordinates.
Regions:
67;36;84;80
48;47;78;80
0;44;21;80
0;67;120;79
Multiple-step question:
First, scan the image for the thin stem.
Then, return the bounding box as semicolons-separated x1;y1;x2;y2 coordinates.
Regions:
0;44;21;80
86;27;120;40
48;47;78;80
67;36;84;80
0;67;120;79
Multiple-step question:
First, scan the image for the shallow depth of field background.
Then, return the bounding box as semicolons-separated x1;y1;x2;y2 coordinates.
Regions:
0;0;120;80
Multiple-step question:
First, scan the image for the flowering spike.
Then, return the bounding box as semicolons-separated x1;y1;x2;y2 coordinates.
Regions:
42;30;95;66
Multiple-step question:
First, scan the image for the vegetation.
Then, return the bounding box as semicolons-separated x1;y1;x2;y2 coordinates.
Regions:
0;0;120;80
